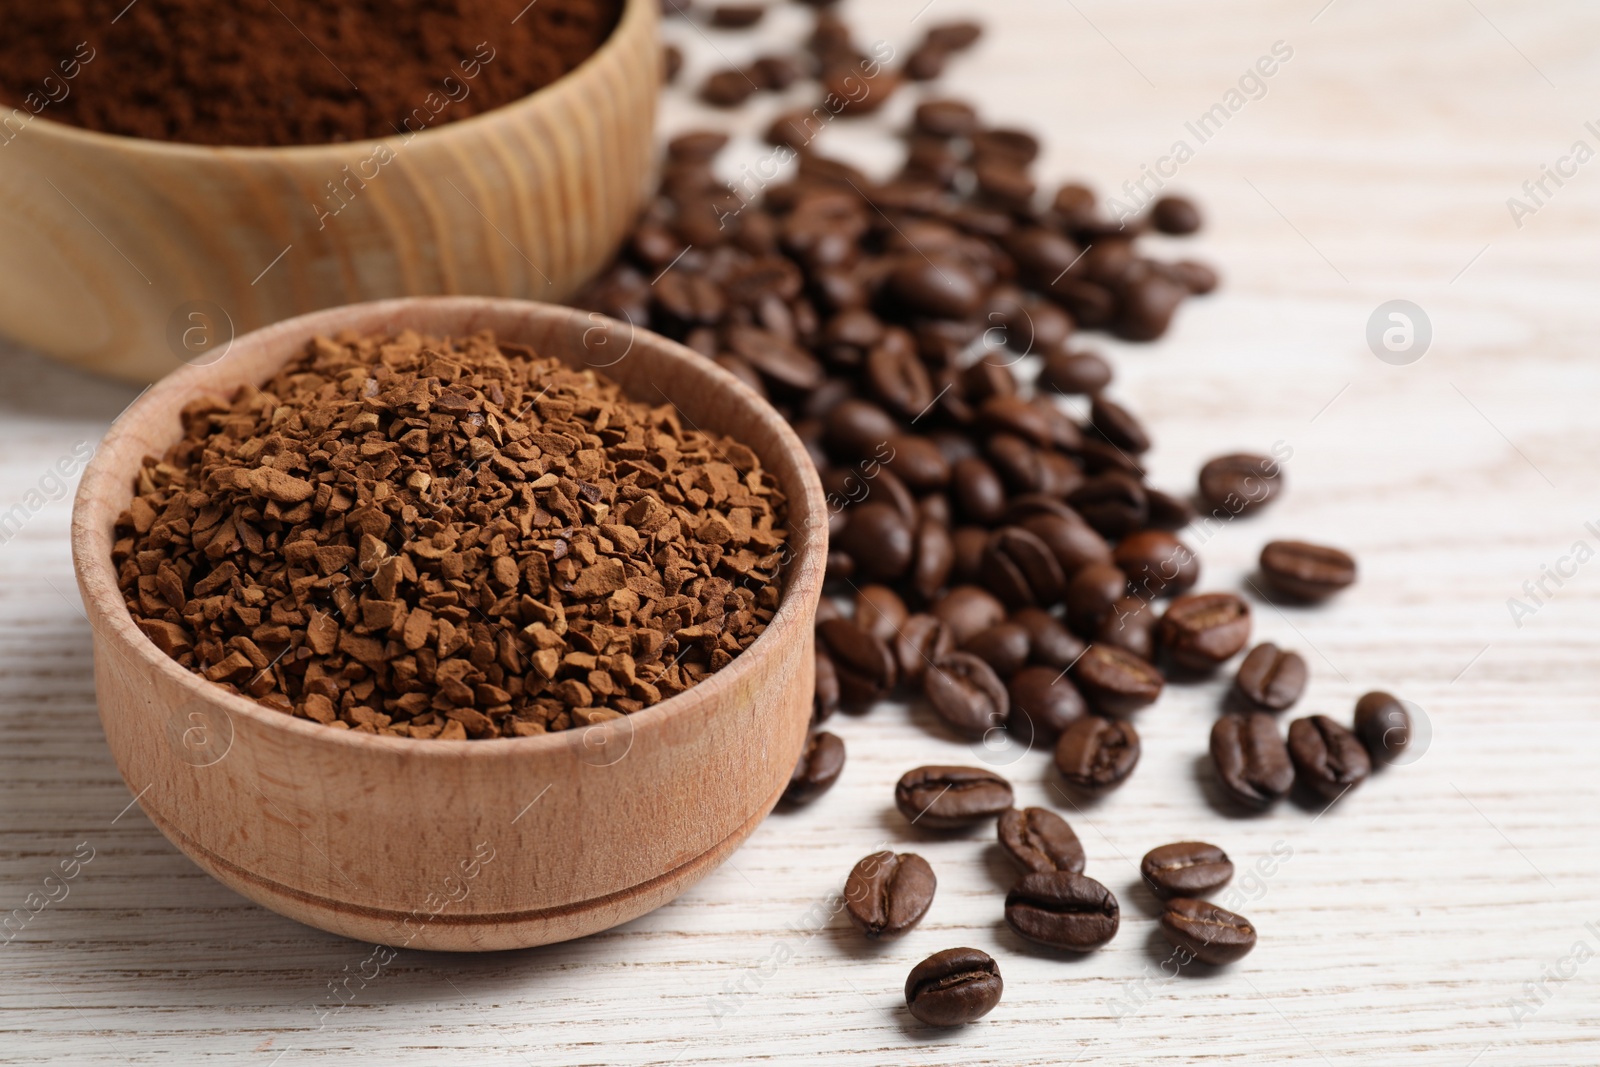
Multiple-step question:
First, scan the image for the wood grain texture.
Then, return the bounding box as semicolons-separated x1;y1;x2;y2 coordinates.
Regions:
5;0;1600;1062
0;0;659;384
69;297;826;951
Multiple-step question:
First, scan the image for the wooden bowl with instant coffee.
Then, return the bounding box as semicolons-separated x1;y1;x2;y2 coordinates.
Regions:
0;0;658;384
70;297;827;951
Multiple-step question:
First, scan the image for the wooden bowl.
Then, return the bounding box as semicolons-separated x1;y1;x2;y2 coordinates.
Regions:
70;297;827;951
0;0;658;385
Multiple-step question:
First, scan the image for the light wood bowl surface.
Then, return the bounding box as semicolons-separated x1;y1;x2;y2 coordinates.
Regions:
0;0;659;385
69;296;827;951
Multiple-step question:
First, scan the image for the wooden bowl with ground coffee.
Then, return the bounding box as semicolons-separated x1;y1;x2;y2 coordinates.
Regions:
0;0;658;384
70;296;828;950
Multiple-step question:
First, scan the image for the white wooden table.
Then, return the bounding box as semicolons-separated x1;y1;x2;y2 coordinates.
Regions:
4;1;1598;1062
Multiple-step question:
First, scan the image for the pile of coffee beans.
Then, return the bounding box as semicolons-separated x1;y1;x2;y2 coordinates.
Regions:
114;330;789;738
626;0;1413;1026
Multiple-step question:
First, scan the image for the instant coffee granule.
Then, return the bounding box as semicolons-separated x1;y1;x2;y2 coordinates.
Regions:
114;330;789;739
0;0;623;147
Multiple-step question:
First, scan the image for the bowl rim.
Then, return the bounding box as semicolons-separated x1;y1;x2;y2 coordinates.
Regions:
71;296;828;760
11;0;653;160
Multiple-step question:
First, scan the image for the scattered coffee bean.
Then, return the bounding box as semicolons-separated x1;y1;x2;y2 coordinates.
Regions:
844;851;937;939
1159;898;1256;965
998;806;1085;874
1090;395;1151;454
915;98;980;138
1144;487;1196;531
817;617;898;709
1150;196;1202;235
1007;665;1087;742
1160;593;1252;671
1004;871;1120;951
814;647;840;723
1071;643;1163;715
1233;642;1308;711
895;613;956;687
1010;607;1087;669
1210;712;1294;809
963;622;1033;678
786;731;845;804
1039;350;1113;396
1022;511;1114;578
1198;453;1283;516
1095;595;1158;661
1141;842;1233;900
931;585;1008;644
701;67;757;107
1287;714;1371;799
835;502;914;582
1070;473;1149;540
1114;529;1199;598
1259;540;1358;601
895;766;1014;829
1353;690;1412;764
1054;714;1140;792
854;584;909;644
711;3;765;28
905;947;1003;1027
1065;562;1130;636
980;526;1067;608
924;651;1010;738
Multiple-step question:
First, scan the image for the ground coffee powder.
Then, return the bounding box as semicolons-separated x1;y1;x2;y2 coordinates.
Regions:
0;0;622;147
114;329;788;738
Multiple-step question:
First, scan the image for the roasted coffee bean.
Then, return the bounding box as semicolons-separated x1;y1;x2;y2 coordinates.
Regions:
910;515;956;601
1160;593;1251;671
930;585;1008;644
962;622;1032;678
1022;512;1114;577
667;130;729;164
998;806;1085;874
654;270;726;325
867;341;936;418
1150;195;1202;235
1288;714;1371;799
1259;540;1358;601
888;256;984;319
972;126;1038;165
725;325;825;390
844;851;937;939
1171;259;1220;294
1353;691;1411;764
1054;714;1140;791
1210;712;1294;809
904;947;1002;1027
1113;529;1199;598
1090;395;1151;454
977;395;1055;449
952;457;1007;525
854;584;909;644
951;526;988;584
1198;453;1283;516
925;19;983;52
975;160;1036;211
1160;898;1256;965
1145;486;1196;530
1095;595;1158;661
823;399;898;461
1233;642;1307;711
701;67;757;107
663;43;683;83
895;613;956;687
711;3;765;28
1004;871;1120;951
915;98;980;138
1113;269;1188;342
883;434;950;492
895;766;1014;829
1038;350;1112;395
1011;607;1087;669
1069;473;1148;540
750;54;801;90
1141;842;1233;900
980;526;1068;609
1065;562;1130;636
786;731;845;804
817;617;898;708
1071;643;1163;715
924;652;1010;738
836;502;914;582
814;647;840;724
1007;665;1087;742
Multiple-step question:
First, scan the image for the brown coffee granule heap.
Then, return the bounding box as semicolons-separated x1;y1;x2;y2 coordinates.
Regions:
113;330;788;739
0;0;621;147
